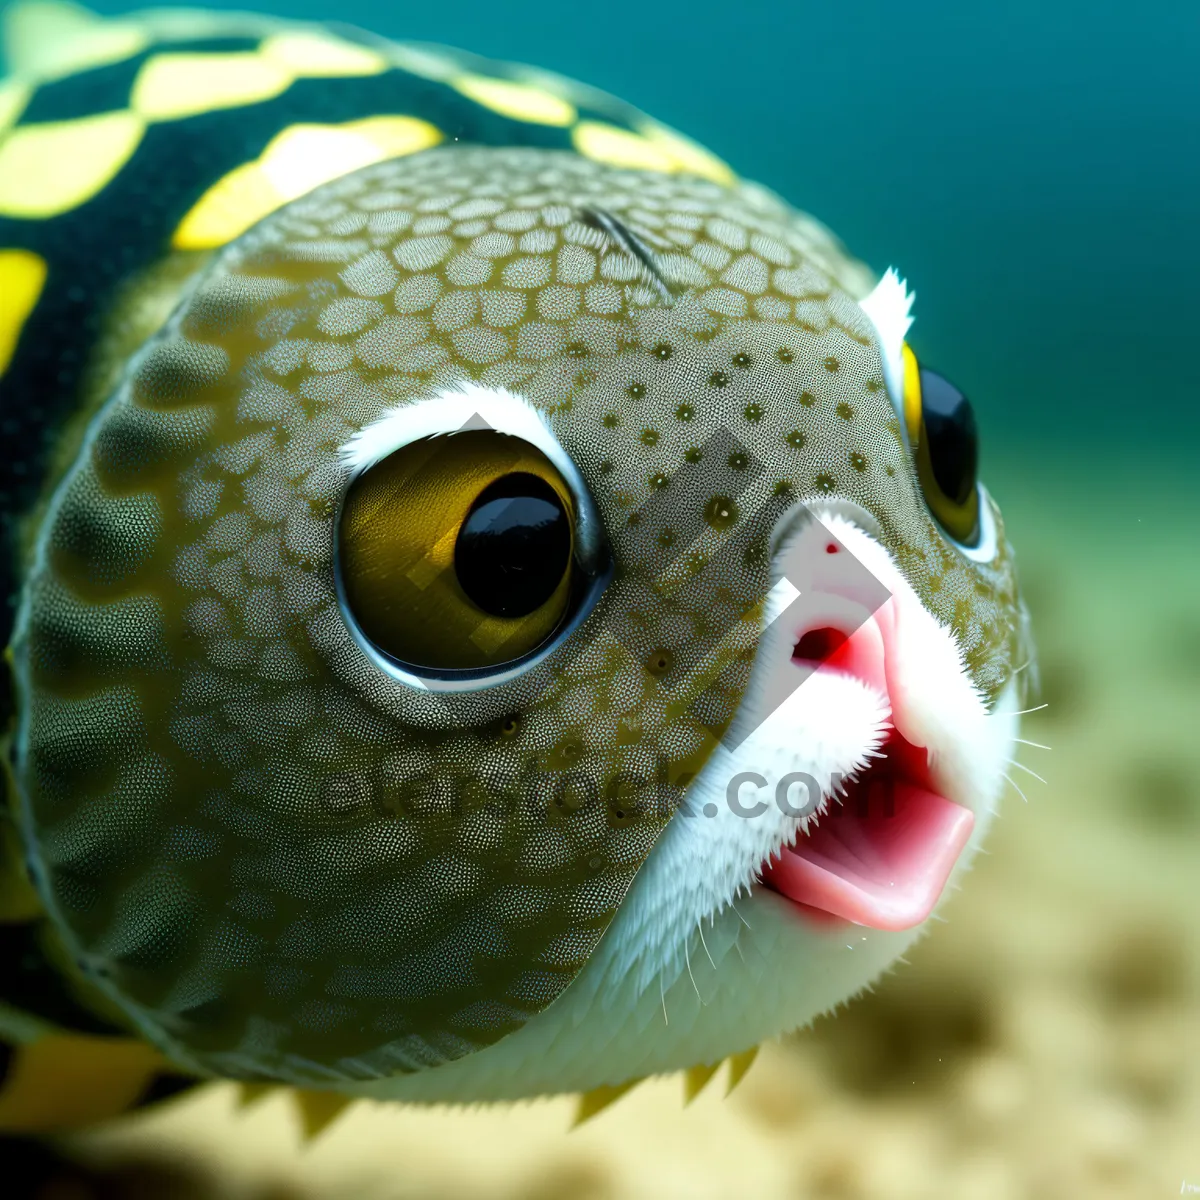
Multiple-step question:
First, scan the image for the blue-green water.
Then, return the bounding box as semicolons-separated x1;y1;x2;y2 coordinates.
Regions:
80;0;1200;465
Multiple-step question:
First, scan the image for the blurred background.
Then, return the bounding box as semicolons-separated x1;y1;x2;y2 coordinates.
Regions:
9;0;1200;1196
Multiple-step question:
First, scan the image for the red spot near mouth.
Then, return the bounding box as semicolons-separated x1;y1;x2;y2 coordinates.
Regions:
793;627;848;664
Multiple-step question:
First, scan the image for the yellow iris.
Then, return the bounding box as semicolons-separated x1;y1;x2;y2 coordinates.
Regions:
338;432;576;671
901;342;981;546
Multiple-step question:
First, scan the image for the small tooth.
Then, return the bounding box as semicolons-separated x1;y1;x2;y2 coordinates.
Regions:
683;1062;721;1104
726;1046;760;1094
292;1089;355;1140
572;1078;643;1127
235;1082;274;1108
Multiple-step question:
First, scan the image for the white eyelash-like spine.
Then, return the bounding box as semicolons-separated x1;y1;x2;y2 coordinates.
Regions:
858;267;916;418
338;381;601;564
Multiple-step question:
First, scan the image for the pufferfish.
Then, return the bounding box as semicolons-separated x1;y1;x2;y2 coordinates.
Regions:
0;0;1034;1134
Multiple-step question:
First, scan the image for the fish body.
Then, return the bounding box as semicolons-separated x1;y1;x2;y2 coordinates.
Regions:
0;1;1032;1132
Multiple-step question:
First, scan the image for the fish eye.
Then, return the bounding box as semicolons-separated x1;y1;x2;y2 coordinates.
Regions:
901;343;981;547
455;472;571;618
336;427;606;683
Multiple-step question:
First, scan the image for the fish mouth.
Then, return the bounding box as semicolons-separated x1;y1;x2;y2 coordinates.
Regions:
755;519;978;932
761;713;975;932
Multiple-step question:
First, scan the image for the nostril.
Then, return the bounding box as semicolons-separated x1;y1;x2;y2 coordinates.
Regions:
793;626;849;664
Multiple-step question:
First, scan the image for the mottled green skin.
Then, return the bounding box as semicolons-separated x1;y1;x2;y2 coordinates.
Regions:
12;147;1023;1083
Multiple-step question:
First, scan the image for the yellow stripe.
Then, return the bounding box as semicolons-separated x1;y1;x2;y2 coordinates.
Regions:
901;341;923;446
170;158;287;252
0;111;145;218
0;248;47;377
131;51;294;121
0;79;32;136
639;123;735;185
572;121;678;174
451;74;576;127
173;116;443;250
571;120;735;185
0;1033;167;1133
131;39;389;125
3;1;148;81
261;31;388;78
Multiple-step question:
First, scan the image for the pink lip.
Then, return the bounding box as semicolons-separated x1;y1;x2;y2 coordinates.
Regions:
761;733;975;931
758;539;975;932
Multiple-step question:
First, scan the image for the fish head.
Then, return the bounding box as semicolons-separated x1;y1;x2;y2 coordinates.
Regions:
13;147;1032;1090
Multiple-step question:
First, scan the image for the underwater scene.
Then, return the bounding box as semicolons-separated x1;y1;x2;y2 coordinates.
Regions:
0;0;1197;1196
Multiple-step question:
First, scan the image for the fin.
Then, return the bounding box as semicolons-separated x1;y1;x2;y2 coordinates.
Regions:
572;1078;642;1127
2;1;146;81
235;1081;275;1109
725;1045;759;1095
291;1089;354;1140
682;1061;721;1104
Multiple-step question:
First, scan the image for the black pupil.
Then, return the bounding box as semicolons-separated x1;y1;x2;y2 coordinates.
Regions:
455;473;571;618
919;366;978;507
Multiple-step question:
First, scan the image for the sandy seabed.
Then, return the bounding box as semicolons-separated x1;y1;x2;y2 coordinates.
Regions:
17;457;1200;1200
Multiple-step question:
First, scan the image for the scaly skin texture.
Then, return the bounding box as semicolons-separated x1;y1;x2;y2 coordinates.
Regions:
11;146;1023;1084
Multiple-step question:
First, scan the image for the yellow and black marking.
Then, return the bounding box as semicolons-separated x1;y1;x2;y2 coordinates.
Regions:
0;3;731;646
